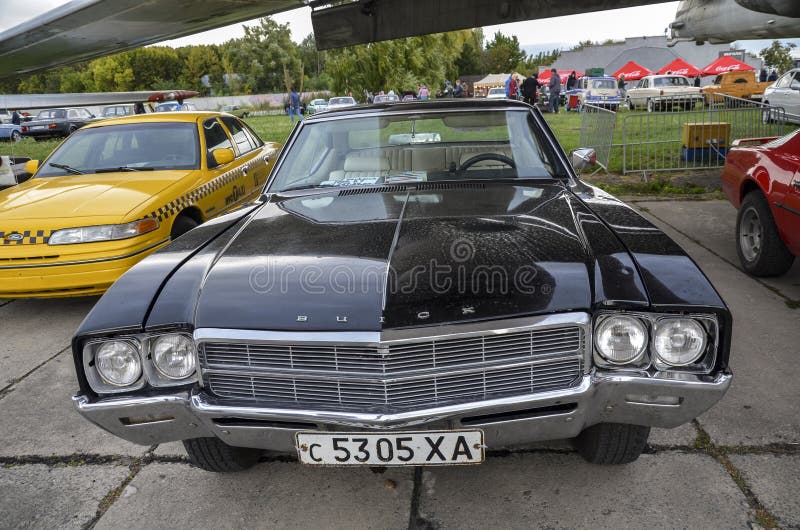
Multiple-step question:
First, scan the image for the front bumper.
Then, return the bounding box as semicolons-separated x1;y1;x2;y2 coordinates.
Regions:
74;371;732;453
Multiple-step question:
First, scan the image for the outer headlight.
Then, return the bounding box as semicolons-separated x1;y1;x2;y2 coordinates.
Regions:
49;218;159;245
653;318;707;366
595;315;648;364
95;341;142;386
152;334;196;380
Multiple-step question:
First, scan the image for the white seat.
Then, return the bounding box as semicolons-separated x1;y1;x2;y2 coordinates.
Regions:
330;154;390;180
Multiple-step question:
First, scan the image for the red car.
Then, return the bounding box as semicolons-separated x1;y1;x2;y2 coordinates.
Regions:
721;128;800;276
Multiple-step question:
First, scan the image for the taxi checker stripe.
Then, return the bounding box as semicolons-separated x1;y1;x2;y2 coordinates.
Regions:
1;229;53;245
147;161;255;222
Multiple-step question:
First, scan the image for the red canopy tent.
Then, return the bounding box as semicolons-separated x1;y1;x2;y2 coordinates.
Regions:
538;69;584;84
701;56;755;76
657;58;701;77
611;61;653;81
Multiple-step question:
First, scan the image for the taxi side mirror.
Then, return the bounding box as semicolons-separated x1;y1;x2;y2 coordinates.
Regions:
570;148;597;170
211;148;235;166
25;160;39;175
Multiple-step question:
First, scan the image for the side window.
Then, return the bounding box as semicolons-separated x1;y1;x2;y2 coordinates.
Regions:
241;122;264;149
790;74;800;90
776;74;792;88
68;109;78;118
202;118;233;166
221;116;256;155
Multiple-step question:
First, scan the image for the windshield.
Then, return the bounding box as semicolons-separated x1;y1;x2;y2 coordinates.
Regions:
268;109;566;192
590;79;616;89
36;122;200;177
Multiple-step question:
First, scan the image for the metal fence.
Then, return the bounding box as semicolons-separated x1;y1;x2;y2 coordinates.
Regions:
577;104;618;174
621;94;797;175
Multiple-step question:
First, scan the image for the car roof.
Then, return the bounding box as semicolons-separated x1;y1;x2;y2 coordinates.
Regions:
305;98;532;119
82;111;223;129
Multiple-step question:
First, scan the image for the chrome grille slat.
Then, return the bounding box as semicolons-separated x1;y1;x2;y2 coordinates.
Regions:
202;324;585;411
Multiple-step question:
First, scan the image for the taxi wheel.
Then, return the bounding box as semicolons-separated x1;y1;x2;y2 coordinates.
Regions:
170;214;199;240
574;423;650;464
183;438;262;472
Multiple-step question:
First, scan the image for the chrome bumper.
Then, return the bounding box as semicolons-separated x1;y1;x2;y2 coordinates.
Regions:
74;371;732;452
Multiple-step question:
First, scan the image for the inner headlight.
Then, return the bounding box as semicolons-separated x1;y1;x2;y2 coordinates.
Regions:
49;218;159;245
595;315;648;364
95;341;142;386
653;318;707;366
152;334;196;380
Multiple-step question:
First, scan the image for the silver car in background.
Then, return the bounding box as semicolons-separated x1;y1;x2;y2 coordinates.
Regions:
326;96;357;110
762;68;800;124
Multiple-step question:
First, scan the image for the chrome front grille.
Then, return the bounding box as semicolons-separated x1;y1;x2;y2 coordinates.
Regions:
198;319;587;412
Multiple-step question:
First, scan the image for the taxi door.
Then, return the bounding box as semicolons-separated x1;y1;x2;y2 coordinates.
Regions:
219;116;276;203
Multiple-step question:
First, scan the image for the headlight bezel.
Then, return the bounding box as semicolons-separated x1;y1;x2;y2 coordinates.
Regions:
593;312;718;374
82;331;198;395
49;218;159;245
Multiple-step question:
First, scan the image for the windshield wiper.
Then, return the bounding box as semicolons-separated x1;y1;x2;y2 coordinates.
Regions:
49;163;85;175
279;184;331;193
95;166;154;173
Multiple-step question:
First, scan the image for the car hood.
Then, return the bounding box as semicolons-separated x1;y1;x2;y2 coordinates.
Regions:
0;170;194;221
180;182;649;331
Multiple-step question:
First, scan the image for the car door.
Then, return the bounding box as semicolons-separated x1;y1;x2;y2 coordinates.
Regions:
631;78;649;107
786;72;800;116
219;116;275;203
768;72;794;113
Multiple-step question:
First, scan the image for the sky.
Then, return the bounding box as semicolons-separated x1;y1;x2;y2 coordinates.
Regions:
1;0;797;57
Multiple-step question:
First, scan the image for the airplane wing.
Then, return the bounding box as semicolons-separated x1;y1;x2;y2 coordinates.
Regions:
0;0;301;79
0;90;199;111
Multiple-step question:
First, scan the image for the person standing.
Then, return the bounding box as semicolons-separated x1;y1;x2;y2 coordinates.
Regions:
453;79;464;98
508;75;518;100
548;69;561;113
289;86;302;123
759;69;768;82
11;110;21;125
767;70;778;82
617;74;626;95
418;84;430;100
521;75;537;105
693;75;701;87
566;71;577;91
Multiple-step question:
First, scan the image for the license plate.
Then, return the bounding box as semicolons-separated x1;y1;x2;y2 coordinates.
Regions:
296;430;484;466
33;125;46;130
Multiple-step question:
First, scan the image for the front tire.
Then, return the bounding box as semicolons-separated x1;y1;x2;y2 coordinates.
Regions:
575;423;650;464
736;191;795;276
183;438;262;472
10;130;21;142
170;214;199;240
646;99;656;112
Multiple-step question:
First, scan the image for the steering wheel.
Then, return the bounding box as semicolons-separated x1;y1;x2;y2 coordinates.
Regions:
459;153;516;171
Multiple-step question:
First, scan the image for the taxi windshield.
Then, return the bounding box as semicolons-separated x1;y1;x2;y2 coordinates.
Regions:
36;122;200;177
269;109;566;192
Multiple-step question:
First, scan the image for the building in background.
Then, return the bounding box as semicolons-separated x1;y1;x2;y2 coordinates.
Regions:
545;36;763;86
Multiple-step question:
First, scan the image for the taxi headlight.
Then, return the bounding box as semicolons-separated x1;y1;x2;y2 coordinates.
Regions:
653;318;707;366
49;218;159;245
595;315;648;364
151;334;196;380
95;341;142;386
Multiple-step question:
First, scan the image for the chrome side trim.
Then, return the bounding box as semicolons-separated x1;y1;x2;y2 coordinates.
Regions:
0;237;170;270
194;311;590;346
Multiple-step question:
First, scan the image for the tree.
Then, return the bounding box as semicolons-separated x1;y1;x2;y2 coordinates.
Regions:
482;32;527;73
760;40;796;74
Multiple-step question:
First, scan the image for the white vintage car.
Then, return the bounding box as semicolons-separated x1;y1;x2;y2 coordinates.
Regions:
625;75;703;112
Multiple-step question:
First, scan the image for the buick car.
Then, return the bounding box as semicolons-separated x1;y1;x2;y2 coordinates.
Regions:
72;100;732;472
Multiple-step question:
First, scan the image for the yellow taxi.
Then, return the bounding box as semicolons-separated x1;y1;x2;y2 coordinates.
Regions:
0;112;278;298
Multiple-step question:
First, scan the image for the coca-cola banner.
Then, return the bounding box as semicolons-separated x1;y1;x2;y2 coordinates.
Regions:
611;61;653;81
657;58;701;77
701;56;754;77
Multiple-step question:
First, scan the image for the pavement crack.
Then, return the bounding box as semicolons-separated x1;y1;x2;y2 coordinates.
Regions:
692;419;780;529
634;203;799;309
0;345;70;401
408;467;436;530
0;300;15;309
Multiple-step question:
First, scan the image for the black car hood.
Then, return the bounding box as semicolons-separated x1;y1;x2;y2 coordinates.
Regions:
178;182;648;331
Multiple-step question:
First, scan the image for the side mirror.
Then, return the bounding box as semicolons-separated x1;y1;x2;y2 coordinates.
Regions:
211;148;235;166
570;148;597;170
24;160;39;175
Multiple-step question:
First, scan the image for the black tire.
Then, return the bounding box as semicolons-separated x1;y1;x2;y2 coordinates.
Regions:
10;130;21;142
183;437;262;472
736;191;795;277
68;125;78;135
575;423;650;464
170;214;199;240
646;99;656;112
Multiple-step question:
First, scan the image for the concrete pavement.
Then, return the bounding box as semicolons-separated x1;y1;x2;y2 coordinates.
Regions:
0;200;797;529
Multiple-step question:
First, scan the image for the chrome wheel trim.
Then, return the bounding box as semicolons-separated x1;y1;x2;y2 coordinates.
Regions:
739;206;763;262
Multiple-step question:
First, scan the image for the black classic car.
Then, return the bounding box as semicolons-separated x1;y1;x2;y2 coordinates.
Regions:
21;107;95;140
72;100;732;472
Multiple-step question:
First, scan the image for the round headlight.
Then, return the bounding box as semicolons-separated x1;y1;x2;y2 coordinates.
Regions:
653;318;706;366
152;334;196;379
95;341;142;386
595;315;648;364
